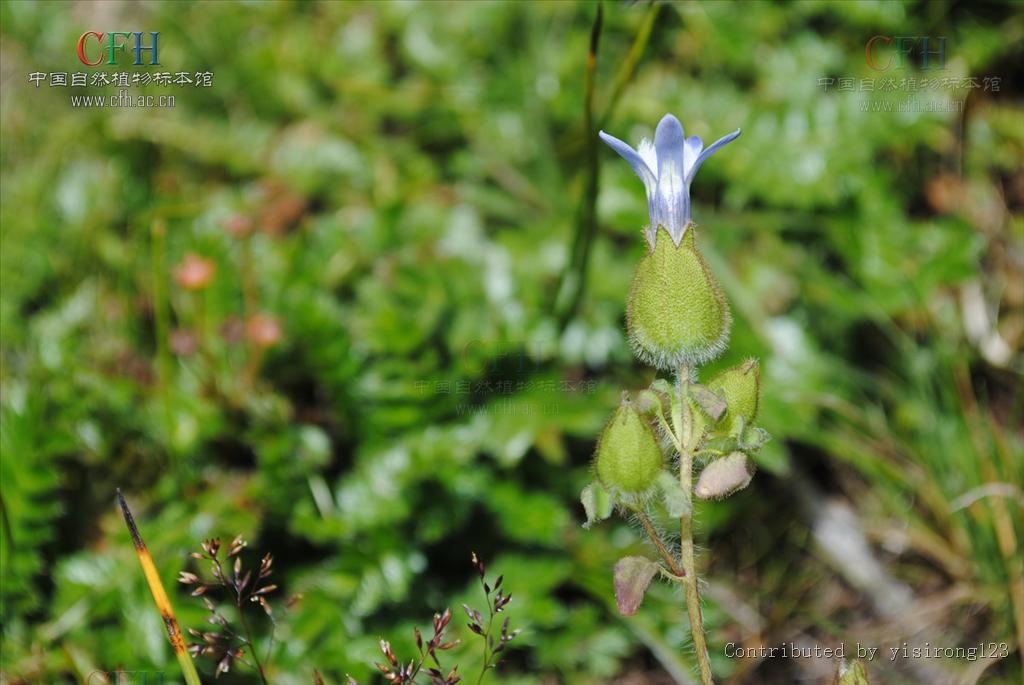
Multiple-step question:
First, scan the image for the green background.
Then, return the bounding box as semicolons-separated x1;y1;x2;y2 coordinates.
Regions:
1;1;1021;684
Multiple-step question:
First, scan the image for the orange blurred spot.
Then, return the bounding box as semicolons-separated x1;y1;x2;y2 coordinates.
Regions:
173;253;216;291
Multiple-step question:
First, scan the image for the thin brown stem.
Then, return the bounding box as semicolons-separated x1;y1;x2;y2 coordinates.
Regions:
240;236;257;319
474;593;495;685
238;608;269;685
634;509;685;579
476;569;512;684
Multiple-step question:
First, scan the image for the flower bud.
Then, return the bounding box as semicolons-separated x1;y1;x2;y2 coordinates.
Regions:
627;228;730;370
595;397;663;494
694;451;753;500
174;253;216;291
692;358;760;439
246;313;283;348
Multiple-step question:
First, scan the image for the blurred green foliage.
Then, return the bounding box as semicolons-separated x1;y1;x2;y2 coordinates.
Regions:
1;1;1022;684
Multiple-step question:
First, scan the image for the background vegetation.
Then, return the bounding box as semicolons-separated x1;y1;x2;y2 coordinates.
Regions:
1;1;1021;684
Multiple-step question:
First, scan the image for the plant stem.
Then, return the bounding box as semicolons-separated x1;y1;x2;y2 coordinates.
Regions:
239;608;269;685
475;577;496;685
634;509;686;579
555;0;661;327
150;221;175;449
239;235;264;392
474;630;492;685
597;1;661;130
680;474;713;685
240;235;257;320
554;2;603;328
117;491;204;685
677;367;715;685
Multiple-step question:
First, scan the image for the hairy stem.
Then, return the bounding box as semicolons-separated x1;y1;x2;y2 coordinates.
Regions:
634;508;686;579
680;473;713;685
677;367;715;685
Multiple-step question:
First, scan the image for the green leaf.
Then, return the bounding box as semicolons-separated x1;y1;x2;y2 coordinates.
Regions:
648;379;673;396
580;482;613;529
739;425;772;451
657;471;691;518
633;389;663;415
613;556;660;616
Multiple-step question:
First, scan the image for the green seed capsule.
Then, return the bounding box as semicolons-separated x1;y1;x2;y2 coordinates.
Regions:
595;398;663;494
627;227;731;370
692;358;760;439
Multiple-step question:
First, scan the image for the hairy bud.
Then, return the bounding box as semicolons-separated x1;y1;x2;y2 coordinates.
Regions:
627;228;730;370
594;397;663;494
693;358;760;439
694;452;754;500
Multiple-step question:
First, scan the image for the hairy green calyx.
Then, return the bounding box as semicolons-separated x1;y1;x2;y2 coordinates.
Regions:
627;227;731;370
692;358;761;440
595;398;663;494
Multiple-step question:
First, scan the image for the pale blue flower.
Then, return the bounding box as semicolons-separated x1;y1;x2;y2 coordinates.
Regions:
599;114;740;248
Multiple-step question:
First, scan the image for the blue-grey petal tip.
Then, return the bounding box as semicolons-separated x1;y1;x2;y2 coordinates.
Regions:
655;114;684;144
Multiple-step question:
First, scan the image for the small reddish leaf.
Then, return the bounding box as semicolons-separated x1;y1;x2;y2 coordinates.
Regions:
613;556;659;616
